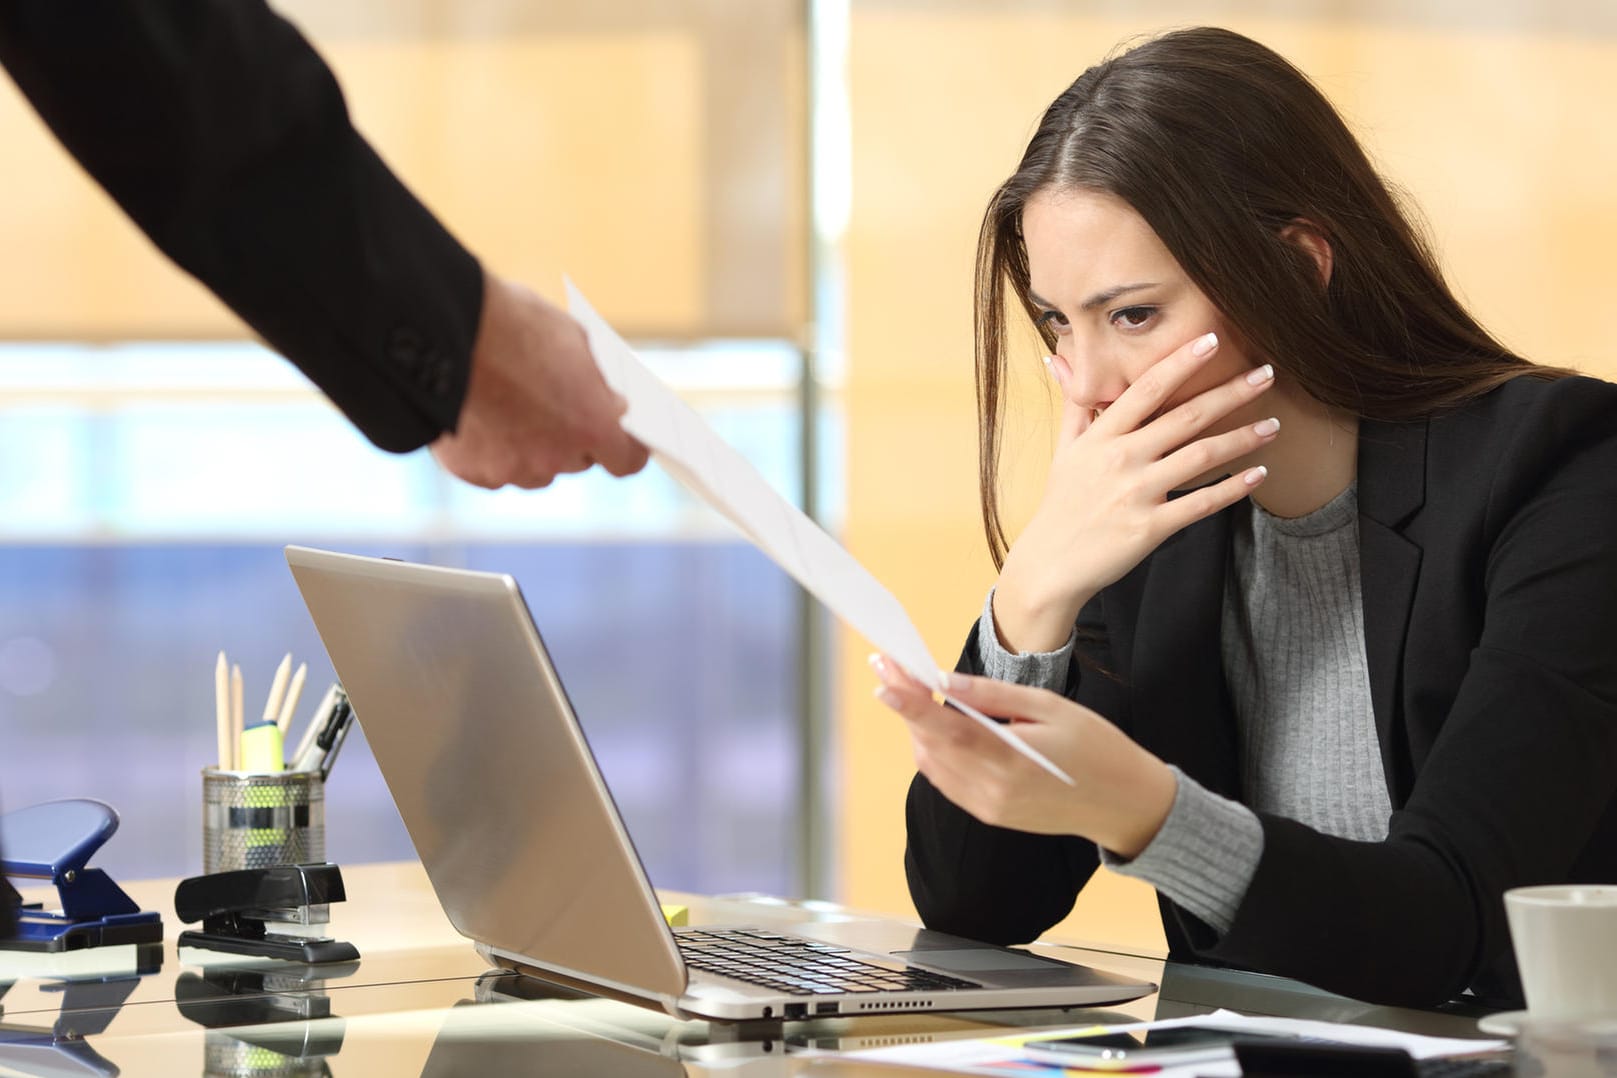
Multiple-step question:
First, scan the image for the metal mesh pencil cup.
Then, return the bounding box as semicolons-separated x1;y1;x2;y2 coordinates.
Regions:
204;1032;330;1078
202;768;325;874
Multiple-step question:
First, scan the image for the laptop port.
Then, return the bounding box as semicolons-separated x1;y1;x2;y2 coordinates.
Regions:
784;1003;808;1020
815;1002;839;1015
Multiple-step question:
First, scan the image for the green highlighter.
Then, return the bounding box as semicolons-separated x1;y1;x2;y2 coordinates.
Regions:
239;721;284;773
238;721;287;862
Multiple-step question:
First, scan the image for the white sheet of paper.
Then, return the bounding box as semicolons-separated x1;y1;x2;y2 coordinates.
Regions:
567;279;1072;785
816;1009;1507;1077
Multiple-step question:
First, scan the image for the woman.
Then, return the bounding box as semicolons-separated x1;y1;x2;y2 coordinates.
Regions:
871;26;1617;1009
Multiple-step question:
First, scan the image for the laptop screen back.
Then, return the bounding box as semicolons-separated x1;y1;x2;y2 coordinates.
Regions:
285;546;686;1002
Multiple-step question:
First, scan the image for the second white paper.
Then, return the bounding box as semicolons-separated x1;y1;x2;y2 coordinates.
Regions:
567;279;1072;785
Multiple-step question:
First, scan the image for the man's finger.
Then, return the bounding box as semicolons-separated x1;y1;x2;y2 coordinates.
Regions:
592;427;651;477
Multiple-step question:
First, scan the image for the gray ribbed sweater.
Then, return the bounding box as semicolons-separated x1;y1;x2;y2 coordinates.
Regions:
976;484;1390;933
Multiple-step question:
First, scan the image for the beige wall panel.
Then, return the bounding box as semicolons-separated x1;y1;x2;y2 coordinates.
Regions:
333;35;706;334
0;31;713;339
838;6;1616;955
1322;30;1617;379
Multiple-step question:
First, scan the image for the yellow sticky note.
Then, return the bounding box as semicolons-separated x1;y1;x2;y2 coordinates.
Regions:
660;904;689;927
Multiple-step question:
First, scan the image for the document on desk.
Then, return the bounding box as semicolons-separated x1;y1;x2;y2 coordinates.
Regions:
815;1011;1508;1077
567;279;1071;784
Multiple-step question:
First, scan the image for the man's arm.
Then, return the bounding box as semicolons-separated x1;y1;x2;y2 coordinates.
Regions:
0;0;478;452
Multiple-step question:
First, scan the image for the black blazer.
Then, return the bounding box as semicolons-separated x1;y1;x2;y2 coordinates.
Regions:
0;0;483;938
906;373;1617;1009
0;0;482;452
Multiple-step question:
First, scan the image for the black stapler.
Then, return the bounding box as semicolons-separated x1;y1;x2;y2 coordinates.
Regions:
175;863;359;963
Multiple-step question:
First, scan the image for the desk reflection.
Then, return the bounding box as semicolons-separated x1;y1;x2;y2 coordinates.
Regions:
0;865;1512;1077
178;960;356;1078
0;941;163;1076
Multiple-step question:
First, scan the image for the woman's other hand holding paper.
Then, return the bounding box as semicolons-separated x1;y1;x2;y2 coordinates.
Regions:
870;655;1175;859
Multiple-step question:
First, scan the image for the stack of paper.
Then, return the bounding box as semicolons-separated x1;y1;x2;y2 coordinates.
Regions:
815;1010;1508;1076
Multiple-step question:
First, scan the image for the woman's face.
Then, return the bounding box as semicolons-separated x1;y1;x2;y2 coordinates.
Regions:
1020;186;1267;437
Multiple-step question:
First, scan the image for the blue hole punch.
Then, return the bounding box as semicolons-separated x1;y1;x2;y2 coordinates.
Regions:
0;798;163;952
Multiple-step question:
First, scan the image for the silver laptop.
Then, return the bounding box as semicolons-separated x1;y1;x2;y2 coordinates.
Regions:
285;546;1155;1022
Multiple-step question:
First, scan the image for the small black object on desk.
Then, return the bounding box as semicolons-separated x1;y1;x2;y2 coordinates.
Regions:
0;798;163;952
1235;1040;1512;1077
175;863;359;963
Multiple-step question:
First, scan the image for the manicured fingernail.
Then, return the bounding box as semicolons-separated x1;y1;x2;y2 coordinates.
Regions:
867;653;887;677
1246;363;1274;386
1244;465;1268;486
874;686;901;709
1191;332;1219;357
1253;417;1280;437
938;669;962;692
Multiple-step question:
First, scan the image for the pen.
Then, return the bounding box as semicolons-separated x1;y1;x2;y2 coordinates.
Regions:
292;688;350;774
214;651;230;771
315;691;350;751
318;702;354;781
275;661;308;738
290;683;338;771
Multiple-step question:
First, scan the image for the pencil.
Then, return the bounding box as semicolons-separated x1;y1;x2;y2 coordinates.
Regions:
231;663;244;771
262;652;293;725
214;651;230;770
275;661;307;739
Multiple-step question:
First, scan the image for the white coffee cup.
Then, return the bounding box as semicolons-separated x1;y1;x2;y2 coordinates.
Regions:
1505;885;1617;1022
1514;1018;1617;1078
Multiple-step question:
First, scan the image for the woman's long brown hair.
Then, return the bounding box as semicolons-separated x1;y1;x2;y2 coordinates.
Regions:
976;27;1568;567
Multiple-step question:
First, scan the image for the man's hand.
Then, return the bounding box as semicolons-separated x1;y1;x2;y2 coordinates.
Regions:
430;272;649;488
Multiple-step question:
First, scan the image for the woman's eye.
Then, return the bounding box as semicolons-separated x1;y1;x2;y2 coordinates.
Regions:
1034;309;1070;335
1110;305;1157;331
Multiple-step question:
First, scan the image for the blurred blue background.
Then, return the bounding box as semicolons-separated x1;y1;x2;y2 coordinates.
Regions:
0;341;841;899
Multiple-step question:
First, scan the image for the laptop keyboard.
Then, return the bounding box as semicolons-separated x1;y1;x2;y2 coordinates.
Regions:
675;928;982;995
1416;1060;1511;1078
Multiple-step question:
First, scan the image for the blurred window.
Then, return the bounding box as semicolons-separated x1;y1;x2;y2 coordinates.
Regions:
0;340;841;898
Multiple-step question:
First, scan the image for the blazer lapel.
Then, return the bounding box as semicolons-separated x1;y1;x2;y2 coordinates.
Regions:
1357;418;1428;805
1130;507;1241;799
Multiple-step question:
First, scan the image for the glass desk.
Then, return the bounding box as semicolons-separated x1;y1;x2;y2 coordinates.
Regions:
1;861;1504;1076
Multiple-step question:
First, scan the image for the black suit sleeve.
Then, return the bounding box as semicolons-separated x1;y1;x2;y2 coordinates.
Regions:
0;0;482;452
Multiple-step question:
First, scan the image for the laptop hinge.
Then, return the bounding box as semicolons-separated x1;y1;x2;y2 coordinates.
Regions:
485;948;686;1019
